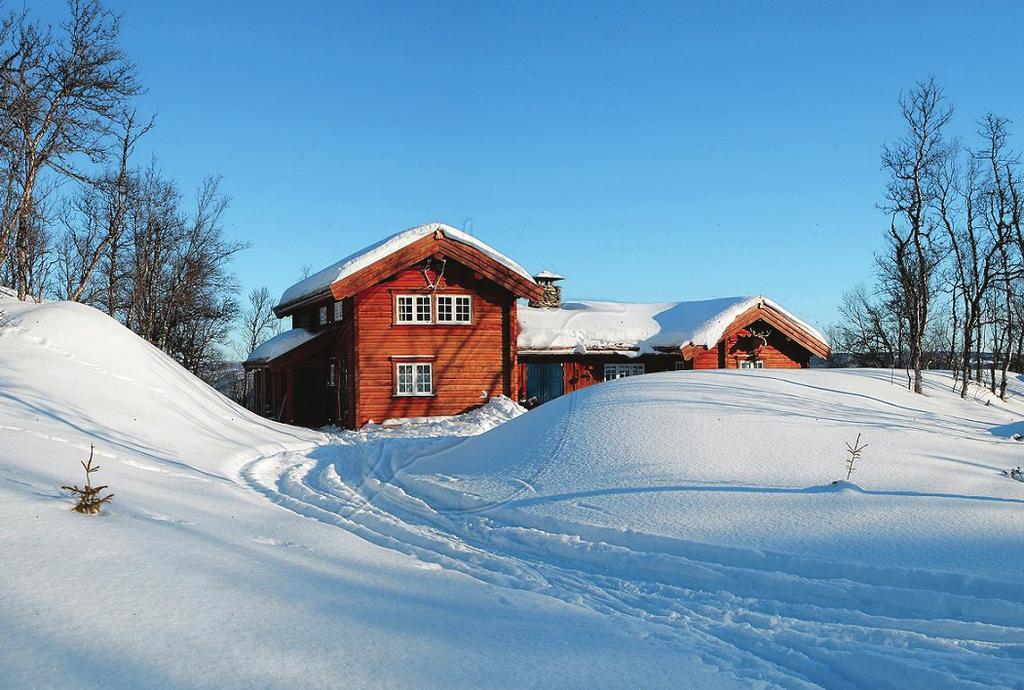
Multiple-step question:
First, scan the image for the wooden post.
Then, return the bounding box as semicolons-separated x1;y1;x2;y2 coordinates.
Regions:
351;293;360;429
506;295;518;398
285;368;295;423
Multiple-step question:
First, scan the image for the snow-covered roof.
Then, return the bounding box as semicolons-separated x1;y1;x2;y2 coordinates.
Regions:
517;295;828;354
277;222;535;310
246;329;322;364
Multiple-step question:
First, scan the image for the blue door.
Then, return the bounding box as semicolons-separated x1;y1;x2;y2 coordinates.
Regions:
526;363;564;404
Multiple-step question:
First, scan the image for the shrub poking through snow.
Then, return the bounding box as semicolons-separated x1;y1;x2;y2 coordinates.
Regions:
1010;467;1024;483
843;433;868;481
62;445;114;514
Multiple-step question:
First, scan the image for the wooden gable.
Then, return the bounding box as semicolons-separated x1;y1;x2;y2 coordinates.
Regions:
682;303;830;362
328;230;543;303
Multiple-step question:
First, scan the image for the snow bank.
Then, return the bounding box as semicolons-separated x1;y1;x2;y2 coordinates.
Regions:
518;295;828;353
0;298;322;473
277;222;536;309
403;369;1024;578
361;396;525;434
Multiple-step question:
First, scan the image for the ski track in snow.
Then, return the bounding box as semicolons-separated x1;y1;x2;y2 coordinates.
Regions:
240;434;1024;690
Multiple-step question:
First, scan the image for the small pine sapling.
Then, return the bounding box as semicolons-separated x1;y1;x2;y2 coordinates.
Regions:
843;433;868;481
62;445;114;514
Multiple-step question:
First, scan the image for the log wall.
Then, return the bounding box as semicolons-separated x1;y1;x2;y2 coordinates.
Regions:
353;262;514;427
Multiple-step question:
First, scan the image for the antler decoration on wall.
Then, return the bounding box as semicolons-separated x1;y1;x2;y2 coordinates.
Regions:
422;258;447;290
749;328;771;348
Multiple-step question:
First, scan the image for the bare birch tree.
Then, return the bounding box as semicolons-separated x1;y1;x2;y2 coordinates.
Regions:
0;0;139;299
237;286;279;357
879;78;951;394
935;124;1016;397
55;109;152;305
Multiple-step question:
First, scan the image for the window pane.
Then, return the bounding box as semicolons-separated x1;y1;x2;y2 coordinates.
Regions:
397;364;413;394
415;364;432;393
455;296;471;322
416;296;431;322
334;301;343;321
318;306;327;325
437;296;452;322
397;296;413;322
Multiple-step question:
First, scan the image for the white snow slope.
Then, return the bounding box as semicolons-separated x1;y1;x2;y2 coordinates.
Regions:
250;371;1024;690
3;296;1024;689
0;298;734;689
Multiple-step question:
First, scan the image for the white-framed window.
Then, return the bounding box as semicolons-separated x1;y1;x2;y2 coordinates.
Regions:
437;295;472;323
674;361;687;371
739;360;764;369
333;301;343;321
395;362;433;396
396;295;432;323
604;363;645;381
318;305;328;326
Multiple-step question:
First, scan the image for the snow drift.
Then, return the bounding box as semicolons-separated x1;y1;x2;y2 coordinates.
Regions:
400;369;1024;578
0;297;321;474
0;297;733;689
280;367;1024;688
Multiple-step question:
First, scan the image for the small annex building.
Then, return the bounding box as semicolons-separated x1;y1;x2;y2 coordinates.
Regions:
517;292;831;405
246;222;830;427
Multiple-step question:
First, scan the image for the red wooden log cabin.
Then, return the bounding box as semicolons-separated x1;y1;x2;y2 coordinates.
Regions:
245;222;830;427
245;223;542;428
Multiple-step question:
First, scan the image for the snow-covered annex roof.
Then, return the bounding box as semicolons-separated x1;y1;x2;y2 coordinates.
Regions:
517;296;829;355
245;328;323;364
276;222;536;312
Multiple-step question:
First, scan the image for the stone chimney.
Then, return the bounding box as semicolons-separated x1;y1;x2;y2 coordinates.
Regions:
529;271;564;309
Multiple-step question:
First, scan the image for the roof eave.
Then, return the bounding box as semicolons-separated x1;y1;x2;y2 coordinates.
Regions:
273;288;334;318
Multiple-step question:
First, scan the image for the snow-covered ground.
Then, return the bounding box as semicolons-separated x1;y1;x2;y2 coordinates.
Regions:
2;296;1023;688
0;298;736;689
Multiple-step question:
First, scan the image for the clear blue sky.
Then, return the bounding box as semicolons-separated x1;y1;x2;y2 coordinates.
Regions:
30;1;1024;331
